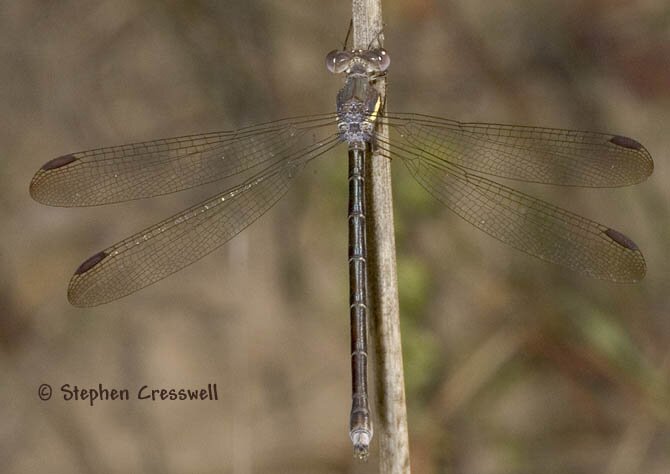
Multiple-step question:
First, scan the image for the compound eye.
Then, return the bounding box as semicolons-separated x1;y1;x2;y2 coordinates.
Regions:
360;48;390;72
325;50;352;73
367;48;390;71
376;48;390;71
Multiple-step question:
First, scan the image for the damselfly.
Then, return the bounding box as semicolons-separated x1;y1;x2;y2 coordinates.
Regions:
29;46;653;459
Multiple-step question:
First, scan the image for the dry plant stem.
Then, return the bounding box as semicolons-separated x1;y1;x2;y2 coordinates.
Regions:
352;0;411;472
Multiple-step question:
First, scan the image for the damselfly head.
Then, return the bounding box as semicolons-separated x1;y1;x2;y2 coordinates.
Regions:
326;48;390;74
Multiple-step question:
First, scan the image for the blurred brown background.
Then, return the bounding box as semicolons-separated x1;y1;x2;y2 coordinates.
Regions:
2;1;669;473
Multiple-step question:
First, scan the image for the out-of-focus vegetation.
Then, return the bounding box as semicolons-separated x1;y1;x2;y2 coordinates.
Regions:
3;1;669;473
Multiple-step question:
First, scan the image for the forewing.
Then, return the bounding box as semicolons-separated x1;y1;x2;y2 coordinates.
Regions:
387;113;653;187
30;115;336;206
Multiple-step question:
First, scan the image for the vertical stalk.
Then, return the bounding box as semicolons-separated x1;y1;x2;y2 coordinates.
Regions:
351;1;411;472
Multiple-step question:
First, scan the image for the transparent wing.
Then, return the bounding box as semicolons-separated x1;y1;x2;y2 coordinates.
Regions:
67;135;341;307
377;137;646;282
30;114;336;206
385;113;653;187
